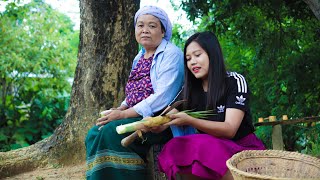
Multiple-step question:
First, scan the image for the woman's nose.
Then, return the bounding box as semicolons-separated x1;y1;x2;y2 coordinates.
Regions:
142;27;149;33
189;58;196;65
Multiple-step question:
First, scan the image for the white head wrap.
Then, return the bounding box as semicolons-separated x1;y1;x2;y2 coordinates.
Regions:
134;5;172;41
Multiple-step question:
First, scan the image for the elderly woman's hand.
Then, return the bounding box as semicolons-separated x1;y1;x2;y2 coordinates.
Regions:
96;110;124;126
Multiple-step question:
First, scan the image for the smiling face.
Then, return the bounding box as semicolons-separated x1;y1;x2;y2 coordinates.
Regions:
135;14;164;51
185;41;210;81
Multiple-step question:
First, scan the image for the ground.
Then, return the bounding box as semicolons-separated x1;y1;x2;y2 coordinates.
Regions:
3;163;86;180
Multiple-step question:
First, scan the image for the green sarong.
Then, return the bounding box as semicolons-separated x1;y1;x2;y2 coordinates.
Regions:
85;117;172;180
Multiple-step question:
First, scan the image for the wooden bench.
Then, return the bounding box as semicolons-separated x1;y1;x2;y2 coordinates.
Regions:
147;144;167;180
254;116;320;150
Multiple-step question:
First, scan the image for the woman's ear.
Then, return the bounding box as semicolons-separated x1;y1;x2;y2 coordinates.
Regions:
161;29;165;38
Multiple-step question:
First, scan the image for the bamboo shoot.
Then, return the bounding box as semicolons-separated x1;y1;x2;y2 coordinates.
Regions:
116;115;170;134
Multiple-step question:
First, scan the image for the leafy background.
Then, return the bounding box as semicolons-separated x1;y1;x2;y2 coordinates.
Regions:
0;1;78;151
1;0;319;157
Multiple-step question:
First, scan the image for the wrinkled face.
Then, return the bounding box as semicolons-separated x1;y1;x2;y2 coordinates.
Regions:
185;41;210;80
135;14;164;50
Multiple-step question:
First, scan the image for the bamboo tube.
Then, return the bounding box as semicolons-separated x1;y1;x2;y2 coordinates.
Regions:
121;131;140;147
269;116;276;122
258;117;264;122
282;115;288;120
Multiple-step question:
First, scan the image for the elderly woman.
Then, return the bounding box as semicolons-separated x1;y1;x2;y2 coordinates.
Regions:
85;6;184;180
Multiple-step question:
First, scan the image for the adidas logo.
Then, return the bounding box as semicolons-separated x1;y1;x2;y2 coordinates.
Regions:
235;95;246;105
217;105;225;113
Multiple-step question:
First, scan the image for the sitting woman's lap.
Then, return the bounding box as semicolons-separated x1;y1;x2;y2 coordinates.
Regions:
85;117;147;179
85;118;141;156
85;117;172;180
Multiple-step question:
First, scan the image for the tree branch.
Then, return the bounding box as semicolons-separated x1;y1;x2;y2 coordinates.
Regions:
304;0;320;20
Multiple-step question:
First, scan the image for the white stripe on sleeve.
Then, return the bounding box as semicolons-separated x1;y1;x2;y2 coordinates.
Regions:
230;72;247;93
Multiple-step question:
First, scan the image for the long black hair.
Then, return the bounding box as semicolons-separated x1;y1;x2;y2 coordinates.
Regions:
183;32;227;110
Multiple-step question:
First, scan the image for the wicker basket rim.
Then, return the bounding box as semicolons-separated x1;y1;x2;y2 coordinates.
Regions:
226;159;292;180
230;150;320;164
226;150;320;180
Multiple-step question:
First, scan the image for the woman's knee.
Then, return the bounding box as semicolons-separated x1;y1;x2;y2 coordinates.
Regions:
85;126;99;144
98;121;126;143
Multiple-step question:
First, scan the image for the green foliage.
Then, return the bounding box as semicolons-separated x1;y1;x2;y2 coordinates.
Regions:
171;23;197;49
181;0;320;154
255;126;272;149
0;0;78;151
170;0;198;49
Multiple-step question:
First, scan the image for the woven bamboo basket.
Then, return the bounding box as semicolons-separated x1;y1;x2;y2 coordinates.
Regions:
226;150;320;180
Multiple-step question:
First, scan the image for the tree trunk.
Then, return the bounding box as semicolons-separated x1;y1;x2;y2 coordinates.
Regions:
0;76;7;126
304;0;320;20
0;0;140;177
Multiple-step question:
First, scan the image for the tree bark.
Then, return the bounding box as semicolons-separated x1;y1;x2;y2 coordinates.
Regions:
304;0;320;20
0;76;7;126
0;0;140;177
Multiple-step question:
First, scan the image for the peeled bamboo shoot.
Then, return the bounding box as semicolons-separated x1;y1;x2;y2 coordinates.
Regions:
143;115;170;126
116;115;170;134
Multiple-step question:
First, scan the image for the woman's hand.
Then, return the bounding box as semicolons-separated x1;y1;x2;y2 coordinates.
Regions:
137;117;169;134
96;110;124;126
148;125;169;133
165;112;194;126
116;105;128;111
99;105;127;117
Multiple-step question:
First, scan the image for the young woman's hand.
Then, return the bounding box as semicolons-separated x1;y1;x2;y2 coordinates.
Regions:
165;112;194;126
148;125;169;133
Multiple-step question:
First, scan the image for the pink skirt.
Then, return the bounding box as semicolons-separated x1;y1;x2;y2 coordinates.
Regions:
157;133;265;180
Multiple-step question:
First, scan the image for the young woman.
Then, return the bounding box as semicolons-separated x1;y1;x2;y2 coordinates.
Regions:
157;32;265;180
